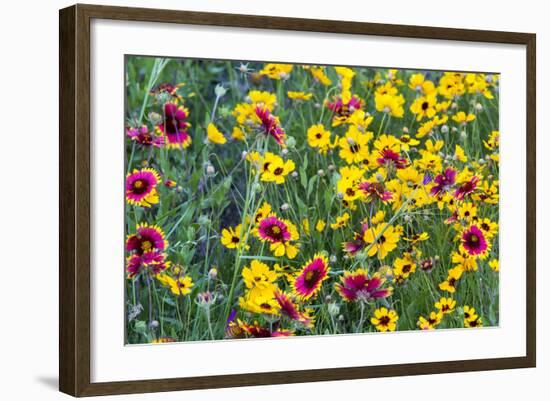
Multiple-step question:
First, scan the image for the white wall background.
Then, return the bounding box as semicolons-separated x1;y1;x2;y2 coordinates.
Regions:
0;0;545;399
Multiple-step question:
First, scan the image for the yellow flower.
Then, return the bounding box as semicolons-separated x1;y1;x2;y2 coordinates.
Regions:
458;202;477;221
242;260;278;293
463;305;483;327
261;154;295;184
239;290;280;315
371;210;386;225
438;72;465;99
307;124;331;153
315;219;326;232
410;93;437;121
232;126;246;141
371;307;399;332
302;219;310;235
260;63;293;80
363;223;401;259
347;109;374;130
435;297;456;314
439;266;463;293
452;111;476;124
488;259;499;272
157;274;194;296
331;213;350;229
207;123;227;144
398;134;420;151
221;224;249;250
373;134;401;153
455;144;467;162
417;311;443;330
288;91;313;101
375;93;405;117
338;126;373;164
393;255;416;279
309;66;332;86
408;73;435;95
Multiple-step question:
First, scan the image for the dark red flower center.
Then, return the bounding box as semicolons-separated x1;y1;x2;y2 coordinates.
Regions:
378;315;390;326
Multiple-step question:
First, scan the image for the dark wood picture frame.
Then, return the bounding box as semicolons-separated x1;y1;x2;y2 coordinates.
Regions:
59;3;536;397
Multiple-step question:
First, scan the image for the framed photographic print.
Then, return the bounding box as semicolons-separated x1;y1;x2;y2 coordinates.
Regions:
59;3;536;397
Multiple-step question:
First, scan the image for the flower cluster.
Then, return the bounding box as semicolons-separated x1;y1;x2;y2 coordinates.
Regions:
124;58;499;344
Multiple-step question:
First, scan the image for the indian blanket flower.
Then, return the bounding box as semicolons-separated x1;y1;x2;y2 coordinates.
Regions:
455;175;480;200
430;168;457;196
358;181;393;202
255;106;286;146
156;102;192;149
335;269;393;302
371;307;399;332
362;223;402;259
326;95;363;126
274;290;314;327
257;214;299;258
461;225;489;256
126;250;169;278
125;168;161;207
126;125;164;147
376;148;408;169
126;223;167;255
293;253;330;300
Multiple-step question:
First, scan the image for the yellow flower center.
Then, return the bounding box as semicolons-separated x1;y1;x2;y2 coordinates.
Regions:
141;240;152;251
134;180;144;189
272;226;281;234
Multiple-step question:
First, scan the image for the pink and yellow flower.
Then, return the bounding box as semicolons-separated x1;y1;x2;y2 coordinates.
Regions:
293;254;330;300
156;102;192;149
126;223;167;255
125;168;161;207
335;269;392;302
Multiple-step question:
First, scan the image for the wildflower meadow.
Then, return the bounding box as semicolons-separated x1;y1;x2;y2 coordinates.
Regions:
124;56;500;344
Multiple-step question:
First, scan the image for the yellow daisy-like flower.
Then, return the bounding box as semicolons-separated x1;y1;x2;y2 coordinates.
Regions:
371;307;399;332
455;144;468;162
309;66;332;86
363;223;401;260
410;93;437;121
398;134;420;151
288;91;313;101
452;111;476;125
435;297;456;314
220;224;248;250
206;123;227;144
261;155;295;184
338;126;373;164
239;290;280;315
393;255;416;280
488;259;499;272
307;124;331;153
374;92;405;117
417;311;443;330
439;266;464;293
242;260;278;294
330;213;350;230
315;219;326;232
260;63;293;80
157;274;194;296
232;126;246;141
